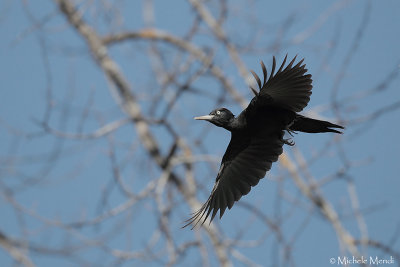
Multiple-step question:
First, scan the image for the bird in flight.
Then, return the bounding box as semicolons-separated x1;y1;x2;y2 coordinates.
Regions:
184;55;344;229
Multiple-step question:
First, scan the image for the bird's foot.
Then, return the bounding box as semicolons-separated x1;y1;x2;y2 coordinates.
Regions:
283;138;295;146
285;126;297;137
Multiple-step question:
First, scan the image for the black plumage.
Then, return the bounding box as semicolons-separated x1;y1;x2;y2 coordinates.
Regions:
184;55;344;229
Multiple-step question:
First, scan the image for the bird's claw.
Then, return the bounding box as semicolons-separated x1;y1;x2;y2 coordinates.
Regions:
285;126;297;137
283;138;295;146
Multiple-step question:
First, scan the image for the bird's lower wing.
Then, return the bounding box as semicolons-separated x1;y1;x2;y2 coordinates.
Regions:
184;130;284;229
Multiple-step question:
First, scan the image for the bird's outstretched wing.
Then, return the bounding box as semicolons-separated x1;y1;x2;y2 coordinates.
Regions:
250;55;312;112
184;128;284;229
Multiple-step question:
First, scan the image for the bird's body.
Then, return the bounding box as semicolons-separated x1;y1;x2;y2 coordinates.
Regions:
184;55;343;229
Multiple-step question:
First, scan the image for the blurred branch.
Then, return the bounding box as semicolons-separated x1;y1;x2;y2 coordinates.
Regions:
102;28;248;107
54;0;181;185
0;231;36;267
280;153;361;257
36;117;131;139
188;0;251;93
54;0;232;265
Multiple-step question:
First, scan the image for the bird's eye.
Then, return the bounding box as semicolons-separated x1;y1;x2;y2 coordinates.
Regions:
216;110;221;115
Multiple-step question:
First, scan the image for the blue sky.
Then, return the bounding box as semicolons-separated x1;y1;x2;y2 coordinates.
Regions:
1;0;400;266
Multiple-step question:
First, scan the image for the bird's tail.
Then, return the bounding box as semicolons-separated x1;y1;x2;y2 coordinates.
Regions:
290;115;344;134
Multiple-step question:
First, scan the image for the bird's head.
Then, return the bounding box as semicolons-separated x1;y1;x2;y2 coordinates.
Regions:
194;108;234;129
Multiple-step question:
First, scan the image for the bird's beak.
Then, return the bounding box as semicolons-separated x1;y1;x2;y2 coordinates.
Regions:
194;115;214;121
